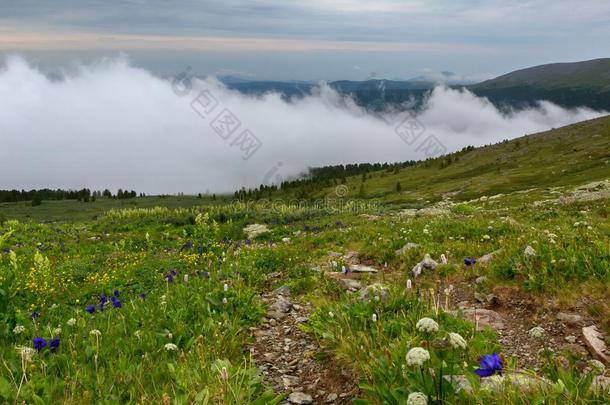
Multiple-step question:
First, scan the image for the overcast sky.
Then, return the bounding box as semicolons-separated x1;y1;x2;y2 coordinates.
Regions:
1;0;610;80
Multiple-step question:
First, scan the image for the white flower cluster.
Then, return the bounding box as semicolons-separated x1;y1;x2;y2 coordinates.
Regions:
528;326;545;339
90;329;102;337
448;332;467;350
588;359;606;376
416;317;439;333
13;325;25;334
67;318;77;327
406;347;430;367
407;392;428;405
17;346;37;363
164;343;179;351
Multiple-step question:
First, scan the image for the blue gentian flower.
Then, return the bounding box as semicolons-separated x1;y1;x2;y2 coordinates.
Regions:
86;304;95;314
245;239;251;246
113;289;119;297
100;294;108;304
33;337;47;351
304;225;310;231
464;258;477;266
49;337;60;352
313;226;320;232
98;301;105;312
111;297;121;308
342;266;350;274
475;353;503;377
31;311;40;320
139;293;146;299
170;269;177;276
335;220;343;227
165;273;174;282
181;240;192;251
202;271;210;279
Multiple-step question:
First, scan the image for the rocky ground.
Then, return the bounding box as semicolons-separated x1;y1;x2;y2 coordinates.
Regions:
250;286;359;404
250;248;609;403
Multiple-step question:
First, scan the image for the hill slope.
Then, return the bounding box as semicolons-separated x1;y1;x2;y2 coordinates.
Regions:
274;115;610;204
470;58;610;110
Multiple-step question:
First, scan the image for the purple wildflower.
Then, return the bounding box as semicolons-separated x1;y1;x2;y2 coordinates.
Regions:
139;293;146;299
86;304;96;314
113;289;119;297
464;258;477;266
31;311;40;320
100;294;108;304
475;353;503;377
111;296;121;308
49;337;60;353
33;337;47;352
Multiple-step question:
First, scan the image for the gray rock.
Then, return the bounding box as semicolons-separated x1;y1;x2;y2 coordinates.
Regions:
582;325;610;364
556;312;584;326
395;242;419;256
326;393;338;402
350;264;379;273
459;308;505;330
564;335;578;344
478;250;500;264
475;276;488;284
358;283;390;302
340;279;362;291
288;392;313;404
271;295;292;313
275;285;292;296
474;292;487;303
411;253;438;277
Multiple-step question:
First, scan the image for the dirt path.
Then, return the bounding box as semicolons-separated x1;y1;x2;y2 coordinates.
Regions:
249;290;359;404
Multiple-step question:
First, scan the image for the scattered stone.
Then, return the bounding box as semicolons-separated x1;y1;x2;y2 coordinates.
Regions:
275;285;292;296
591;376;610;394
459;308;505;330
478;250;500;264
350;264;379;273
564;335;578;344
288;392;313;404
360;214;381;221
328;251;343;257
412;253;438;277
270;296;292;315
556;312;584;326
358;283;390;303
582;325;610;364
395;242;419;256
326;393;338;402
340;279;362;291
475;276;488;284
474;292;487;303
561;343;587;357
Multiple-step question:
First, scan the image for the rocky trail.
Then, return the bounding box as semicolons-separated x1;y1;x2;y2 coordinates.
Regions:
249;247;610;402
249;286;359;404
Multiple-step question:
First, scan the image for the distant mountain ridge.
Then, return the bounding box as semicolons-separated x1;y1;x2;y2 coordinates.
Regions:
220;58;610;111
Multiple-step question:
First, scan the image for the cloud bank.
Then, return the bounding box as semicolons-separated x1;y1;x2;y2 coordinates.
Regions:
0;56;605;194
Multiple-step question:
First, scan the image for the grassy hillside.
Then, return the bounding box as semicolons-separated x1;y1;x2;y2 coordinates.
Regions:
470;58;610;110
472;58;610;90
283;115;610;205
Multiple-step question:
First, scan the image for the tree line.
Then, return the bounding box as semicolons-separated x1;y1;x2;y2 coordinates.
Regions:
0;188;140;205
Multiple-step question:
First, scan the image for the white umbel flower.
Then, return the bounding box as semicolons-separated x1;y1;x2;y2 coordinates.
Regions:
66;318;76;327
528;326;545;339
524;245;536;257
416;317;439;333
17;346;36;363
448;332;467;350
407;392;428;405
164;343;179;351
13;325;26;334
588;359;606;376
406;347;430;367
89;329;102;337
52;327;62;336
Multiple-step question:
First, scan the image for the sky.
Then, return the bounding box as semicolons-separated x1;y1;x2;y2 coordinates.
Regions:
1;0;610;80
0;1;609;194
